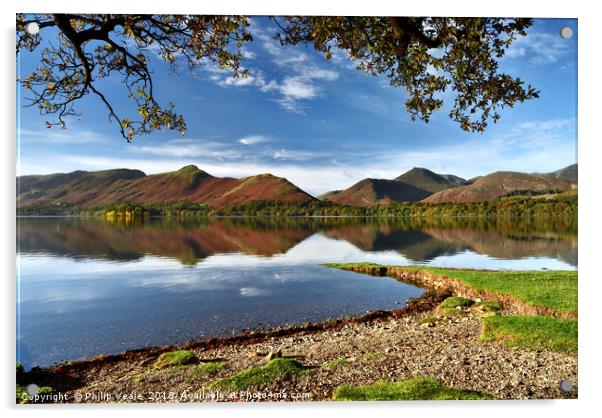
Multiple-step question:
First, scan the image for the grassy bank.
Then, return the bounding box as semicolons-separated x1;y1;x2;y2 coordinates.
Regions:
326;264;577;315
333;377;495;401
405;267;577;314
325;264;577;353
481;315;578;353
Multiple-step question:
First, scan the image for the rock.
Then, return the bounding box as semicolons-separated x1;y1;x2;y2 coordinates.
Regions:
264;348;282;362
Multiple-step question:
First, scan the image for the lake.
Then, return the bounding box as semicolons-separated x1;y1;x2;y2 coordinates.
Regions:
16;216;577;368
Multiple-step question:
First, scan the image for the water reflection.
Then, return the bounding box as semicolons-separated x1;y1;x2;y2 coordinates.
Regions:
18;217;577;267
16;216;577;368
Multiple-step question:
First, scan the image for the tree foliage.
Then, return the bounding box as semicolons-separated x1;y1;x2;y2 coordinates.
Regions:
17;14;539;140
274;16;539;133
16;14;252;141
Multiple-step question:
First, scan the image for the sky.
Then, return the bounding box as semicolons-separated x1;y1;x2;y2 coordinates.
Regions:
16;17;578;195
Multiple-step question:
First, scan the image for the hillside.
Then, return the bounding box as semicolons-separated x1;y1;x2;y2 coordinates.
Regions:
324;167;465;206
326;178;431;207
395;167;466;193
17;165;316;210
422;172;573;204
544;163;578;183
317;190;342;201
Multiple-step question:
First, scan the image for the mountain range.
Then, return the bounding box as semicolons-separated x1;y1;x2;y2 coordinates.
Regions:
17;163;577;210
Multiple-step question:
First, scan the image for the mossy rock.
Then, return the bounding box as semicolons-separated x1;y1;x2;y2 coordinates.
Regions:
210;358;307;390
436;296;475;317
152;350;197;369
439;296;475;309
418;316;438;325
472;301;501;316
322;358;350;369
194;362;225;375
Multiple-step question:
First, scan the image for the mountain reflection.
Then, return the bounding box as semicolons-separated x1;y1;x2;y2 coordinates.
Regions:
17;216;577;267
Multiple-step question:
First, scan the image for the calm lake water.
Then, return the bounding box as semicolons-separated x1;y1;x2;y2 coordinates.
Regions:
16;217;577;368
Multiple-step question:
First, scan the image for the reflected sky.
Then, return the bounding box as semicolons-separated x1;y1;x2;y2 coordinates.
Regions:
16;217;577;368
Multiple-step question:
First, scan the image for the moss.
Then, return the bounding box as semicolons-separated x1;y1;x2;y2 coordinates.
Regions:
438;296;475;309
210;358;307;390
189;362;225;379
435;297;475;317
362;352;382;361
152;350;197;369
472;301;501;316
481;315;577;353
132;374;145;384
16;384;54;404
418;316;438;325
333;377;495;401
322;358;350;369
16;384;28;404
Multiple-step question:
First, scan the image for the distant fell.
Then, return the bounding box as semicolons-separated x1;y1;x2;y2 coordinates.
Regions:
395;167;466;193
422;171;573;204
543;163;577;183
326;178;432;207
17;166;315;210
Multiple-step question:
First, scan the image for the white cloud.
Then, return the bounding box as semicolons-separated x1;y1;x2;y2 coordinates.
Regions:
202;19;340;113
505;30;573;65
239;135;271;145
218;74;260;87
18;128;108;144
241;49;257;59
272;149;325;161
280;78;318;100
133;139;242;160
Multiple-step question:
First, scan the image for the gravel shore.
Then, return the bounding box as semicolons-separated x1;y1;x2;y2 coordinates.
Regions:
32;309;577;402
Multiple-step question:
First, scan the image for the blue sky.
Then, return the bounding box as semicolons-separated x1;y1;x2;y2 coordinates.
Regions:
17;17;577;195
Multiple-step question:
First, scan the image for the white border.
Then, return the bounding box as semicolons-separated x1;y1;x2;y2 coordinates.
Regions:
3;1;600;417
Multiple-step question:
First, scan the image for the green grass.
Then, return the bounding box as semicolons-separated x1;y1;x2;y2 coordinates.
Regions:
418;316;438;325
152;350;197;369
323;262;383;270
420;267;577;313
326;264;577;314
438;296;475;309
473;300;501;316
193;362;225;376
322;358;350;369
333;377;495;401
436;296;475;317
481;315;577;353
210;358;307;390
16;384;54;404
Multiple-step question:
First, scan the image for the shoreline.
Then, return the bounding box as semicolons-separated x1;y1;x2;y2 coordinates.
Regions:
17;266;578;402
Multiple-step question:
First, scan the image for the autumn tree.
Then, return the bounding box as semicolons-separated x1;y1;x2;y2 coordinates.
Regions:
16;14;539;141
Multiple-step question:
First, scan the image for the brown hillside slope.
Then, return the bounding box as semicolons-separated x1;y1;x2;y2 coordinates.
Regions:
327;178;431;207
395;167;465;193
422;172;572;203
17;165;316;209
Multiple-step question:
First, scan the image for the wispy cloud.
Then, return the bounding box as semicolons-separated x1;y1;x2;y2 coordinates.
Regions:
18;128;109;144
133;139;244;160
201;18;340;113
271;148;326;161
239;135;271;145
505;30;573;65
